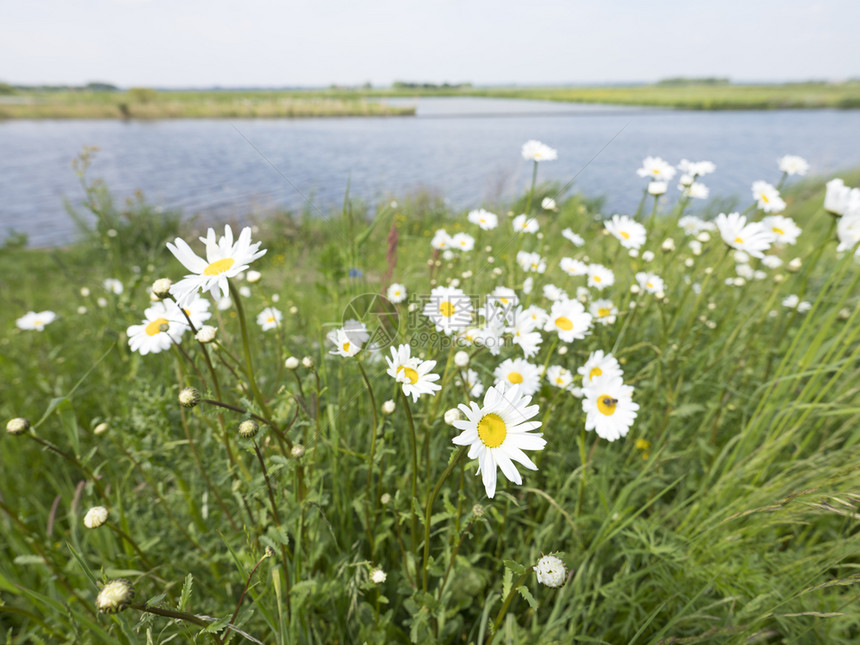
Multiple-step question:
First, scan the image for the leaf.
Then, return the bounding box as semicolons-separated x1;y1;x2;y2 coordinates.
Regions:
669;403;705;418
12;555;47;566
179;573;193;611
517;585;538;610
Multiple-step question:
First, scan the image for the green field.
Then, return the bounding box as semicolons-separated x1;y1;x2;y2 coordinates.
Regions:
2;80;859;119
1;153;860;643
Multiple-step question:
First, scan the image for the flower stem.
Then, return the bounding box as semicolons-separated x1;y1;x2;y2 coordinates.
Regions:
485;568;532;644
401;391;420;558
228;280;274;423
422;445;468;592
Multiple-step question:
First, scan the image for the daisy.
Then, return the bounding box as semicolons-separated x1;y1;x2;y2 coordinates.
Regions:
635;271;665;294
385;344;441;402
636;156;676;181
431;229;453;250
715;212;772;258
542;284;568;302
512;214;539;234
684;182;710;200
582;374;639;441
782;295;812;312
590;299;618;325
761;255;783;269
544;299;592;343
778;155;809;176
604;214;646;250
587;264;615;290
167;225;267;307
475;319;506;356
521;140;557;162
451;384;546;498
560;257;588;277
127;301;188;356
257;306;282;331
423;286;473;334
178;292;212;329
386;282;407;304
824;179;860;216
648;181;667;196
508;306;542;358
546;365;575;390
541;197;558;211
103;278;124;295
836;213;860;254
678;215;715;236
561;228;585;246
494;358;542;396
488;286;519;311
751;181;786;213
521;304;549;327
328;327;361;357
343;319;370;346
516;251;546;273
762;215;801;245
16;310;57;331
467;208;499;230
452;232;475;252
577;350;623;385
458;368;485;398
678;159;716;177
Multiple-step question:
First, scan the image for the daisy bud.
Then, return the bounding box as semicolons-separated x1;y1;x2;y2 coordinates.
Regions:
96;579;134;614
707;302;716;310
450;278;460;288
178;387;201;408
661;238;675;252
97;297;108;308
454;351;470;368
246;270;262;283
706;320;717;329
380;493;392;505
285;356;300;370
787;257;802;272
461;271;473;279
648;181;667;196
239;286;251;298
149;290;160;302
773;274;785;284
487;256;495;264
630;284;641;294
655;291;666;300
472;503;484;518
290;444;305;458
238;420;259;439
6;417;30;435
535;554;566;588
839;307;852;320
444;408;461;426
684;258;694;268
93;422;109;435
536;232;544;240
484;245;492;252
381;400;396;415
492;267;503;276
271;293;280;302
733;277;745;287
301;356;314;369
195;326;217;343
642;251;655;262
370;568;387;584
696;232;711;243
80;287;91;297
151;278;172;299
289;306;298;314
557;345;568;355
83;506;109;529
77;306;87;314
407;303;418;313
628;249;639;258
264;545;275;559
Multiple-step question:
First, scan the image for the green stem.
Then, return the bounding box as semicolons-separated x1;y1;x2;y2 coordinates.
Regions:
486;569;532;644
422;445;468;592
401;390;420;558
228;280;274;422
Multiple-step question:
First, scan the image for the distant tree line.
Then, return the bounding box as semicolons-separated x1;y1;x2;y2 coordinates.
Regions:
656;77;731;86
391;81;473;90
0;81;120;93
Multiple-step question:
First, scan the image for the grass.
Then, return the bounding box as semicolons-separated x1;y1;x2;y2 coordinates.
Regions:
2;81;859;119
1;154;859;644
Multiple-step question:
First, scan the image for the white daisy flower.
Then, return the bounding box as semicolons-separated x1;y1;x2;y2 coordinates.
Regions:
167;225;267;307
494;358;542;396
715;212;772;259
458;368;485;399
127;301;188;356
431;228;453;250
472;319;506;356
736;263;754;280
516;251;546;273
512;214;539;234
836;213;860;254
522;277;534;294
16;310;56;331
824;179;860;216
542;284;568;302
256;306;282;331
328;327;361;357
521;304;549;327
648;181;668;196
560;257;588;277
343;319;370;346
423;286;474;335
582;374;639;441
678;159;716;177
589;299;617;325
778;155;809;176
684;182;710;200
561;228;585;246
782;294;812;312
103;278;123;295
467;208;499;230
635;272;665;294
385;344;441;402
544;299;592;343
541;197;558;211
678;215;715;236
451;384;546;498
178;293;212;329
521;140;557;162
577;349;623;385
546;365;575;390
604;214;647;250
386;282;407;304
761;255;783;269
762;215;801;246
508;306;542;359
587;264;615;290
751;181;786;213
452;232;475;252
636;156;676;181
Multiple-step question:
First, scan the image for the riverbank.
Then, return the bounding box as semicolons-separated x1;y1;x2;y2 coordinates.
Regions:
1;81;859;119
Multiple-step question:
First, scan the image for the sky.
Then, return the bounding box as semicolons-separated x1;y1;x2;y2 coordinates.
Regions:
1;0;859;88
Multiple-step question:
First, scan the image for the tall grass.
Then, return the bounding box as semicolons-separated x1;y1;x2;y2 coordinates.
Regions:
0;157;859;644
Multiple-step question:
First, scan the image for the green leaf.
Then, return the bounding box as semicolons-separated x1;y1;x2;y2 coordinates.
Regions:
179;573;193;611
517;585;538;610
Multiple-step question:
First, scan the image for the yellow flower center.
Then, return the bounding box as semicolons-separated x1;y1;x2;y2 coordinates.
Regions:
635;438;651;451
652;168;659;174
507;371;523;384
761;194;770;203
397;365;419;384
598;307;610;317
203;257;235;276
145;317;169;336
477;413;507;448
267;316;275;323
597;395;618;416
620;231;630;240
647;282;654;289
555;316;573;331
772;227;784;236
593;275;602;283
555;377;565;384
589;366;602;381
734;236;744;244
342;341;351;352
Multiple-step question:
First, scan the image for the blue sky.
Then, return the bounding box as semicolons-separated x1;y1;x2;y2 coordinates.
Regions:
1;0;858;87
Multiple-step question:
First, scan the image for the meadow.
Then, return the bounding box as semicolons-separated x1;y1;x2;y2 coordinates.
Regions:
1;146;860;644
2;80;860;119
